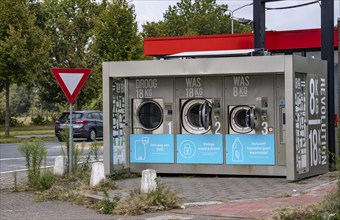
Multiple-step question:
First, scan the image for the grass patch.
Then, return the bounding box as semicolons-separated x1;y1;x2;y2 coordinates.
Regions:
0;125;56;144
276;182;340;219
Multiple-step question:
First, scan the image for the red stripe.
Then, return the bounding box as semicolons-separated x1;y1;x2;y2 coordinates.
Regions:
144;28;338;56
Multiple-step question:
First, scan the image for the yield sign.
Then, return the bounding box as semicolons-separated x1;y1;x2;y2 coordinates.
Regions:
50;68;92;104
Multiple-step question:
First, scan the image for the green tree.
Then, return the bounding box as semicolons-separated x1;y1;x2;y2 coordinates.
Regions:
85;0;144;109
142;0;252;37
0;0;50;136
31;0;103;110
10;85;34;116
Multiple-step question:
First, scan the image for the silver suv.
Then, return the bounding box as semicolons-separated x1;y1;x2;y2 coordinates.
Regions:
55;110;103;141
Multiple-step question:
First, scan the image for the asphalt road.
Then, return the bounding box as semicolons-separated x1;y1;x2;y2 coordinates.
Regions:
0;141;103;173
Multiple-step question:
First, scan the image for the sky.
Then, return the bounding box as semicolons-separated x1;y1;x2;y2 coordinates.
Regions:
132;0;340;32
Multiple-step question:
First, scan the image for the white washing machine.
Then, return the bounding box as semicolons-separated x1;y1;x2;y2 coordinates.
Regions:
181;99;212;134
132;98;164;134
228;105;256;134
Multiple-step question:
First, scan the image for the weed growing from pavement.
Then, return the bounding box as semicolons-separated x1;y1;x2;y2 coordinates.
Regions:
90;140;102;161
12;172;17;192
277;128;340;219
277;189;340;220
37;170;116;207
34;172;181;216
82;140;103;171
17;141;54;191
60;131;86;174
15;140;181;216
112;177;182;215
99;190;120;214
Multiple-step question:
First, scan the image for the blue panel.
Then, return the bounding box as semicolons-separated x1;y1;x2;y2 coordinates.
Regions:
279;99;285;106
177;134;223;164
226;134;275;165
130;134;174;163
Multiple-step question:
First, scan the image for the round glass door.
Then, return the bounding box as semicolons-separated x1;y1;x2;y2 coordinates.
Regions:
182;99;211;134
199;100;212;130
138;101;163;130
230;105;255;134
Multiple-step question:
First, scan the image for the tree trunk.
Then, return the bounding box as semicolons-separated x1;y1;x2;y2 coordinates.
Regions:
5;79;10;137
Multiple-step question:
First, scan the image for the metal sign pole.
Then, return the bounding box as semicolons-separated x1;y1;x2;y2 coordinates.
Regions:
69;104;73;173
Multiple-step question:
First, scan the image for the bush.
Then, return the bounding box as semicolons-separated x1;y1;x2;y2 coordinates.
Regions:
0;110;20;126
17;141;51;189
31;115;46;125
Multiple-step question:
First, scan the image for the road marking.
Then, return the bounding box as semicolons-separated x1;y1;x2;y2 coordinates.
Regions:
0;156;57;161
0;166;53;175
0;158;103;175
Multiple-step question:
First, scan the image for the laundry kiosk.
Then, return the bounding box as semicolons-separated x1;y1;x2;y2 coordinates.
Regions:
103;54;328;181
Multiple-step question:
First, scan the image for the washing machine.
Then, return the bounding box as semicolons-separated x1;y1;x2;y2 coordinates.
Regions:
175;76;223;164
228;105;256;134
128;78;174;164
175;76;223;135
128;77;173;135
132;98;164;134
180;98;213;134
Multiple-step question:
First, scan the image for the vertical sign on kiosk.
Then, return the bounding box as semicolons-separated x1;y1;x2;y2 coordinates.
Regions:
50;68;92;173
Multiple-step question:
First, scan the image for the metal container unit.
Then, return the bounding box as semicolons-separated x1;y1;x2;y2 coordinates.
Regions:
103;55;328;181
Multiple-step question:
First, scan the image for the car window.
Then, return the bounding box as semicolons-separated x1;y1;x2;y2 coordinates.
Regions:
99;112;103;120
60;113;82;120
87;113;93;119
92;113;101;120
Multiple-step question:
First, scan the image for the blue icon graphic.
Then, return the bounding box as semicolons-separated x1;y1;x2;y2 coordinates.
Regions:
226;134;275;165
130;134;174;163
179;140;196;159
177;134;223;164
232;137;243;162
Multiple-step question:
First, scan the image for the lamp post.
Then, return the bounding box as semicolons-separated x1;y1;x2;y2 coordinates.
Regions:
227;3;253;34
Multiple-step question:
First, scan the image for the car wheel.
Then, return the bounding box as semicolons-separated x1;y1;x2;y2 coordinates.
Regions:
87;129;96;141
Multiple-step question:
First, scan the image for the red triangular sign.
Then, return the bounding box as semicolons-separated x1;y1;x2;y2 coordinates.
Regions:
50;68;92;104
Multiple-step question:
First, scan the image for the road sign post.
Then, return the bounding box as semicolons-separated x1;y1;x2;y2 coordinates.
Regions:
69;104;73;173
50;68;92;173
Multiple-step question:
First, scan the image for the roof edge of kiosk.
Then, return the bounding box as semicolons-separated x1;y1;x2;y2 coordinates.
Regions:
144;28;338;56
104;55;286;78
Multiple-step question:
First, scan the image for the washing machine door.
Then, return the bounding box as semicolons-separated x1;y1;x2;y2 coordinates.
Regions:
182;99;212;134
134;99;164;133
229;105;256;134
199;100;211;130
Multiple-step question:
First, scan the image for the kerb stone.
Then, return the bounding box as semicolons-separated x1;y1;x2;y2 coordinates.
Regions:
90;162;105;187
53;156;66;176
141;169;157;193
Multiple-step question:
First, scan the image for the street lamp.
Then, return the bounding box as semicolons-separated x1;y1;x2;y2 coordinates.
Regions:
227;3;253;34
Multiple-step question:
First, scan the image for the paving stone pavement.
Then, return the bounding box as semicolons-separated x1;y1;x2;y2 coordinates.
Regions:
110;172;338;203
0;171;338;220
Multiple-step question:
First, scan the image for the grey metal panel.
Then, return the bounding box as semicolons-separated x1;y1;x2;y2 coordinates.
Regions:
103;65;114;175
104;56;285;78
125;79;130;167
130;164;286;176
275;75;286;166
292;56;328;180
285;55;328;181
284;56;296;181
